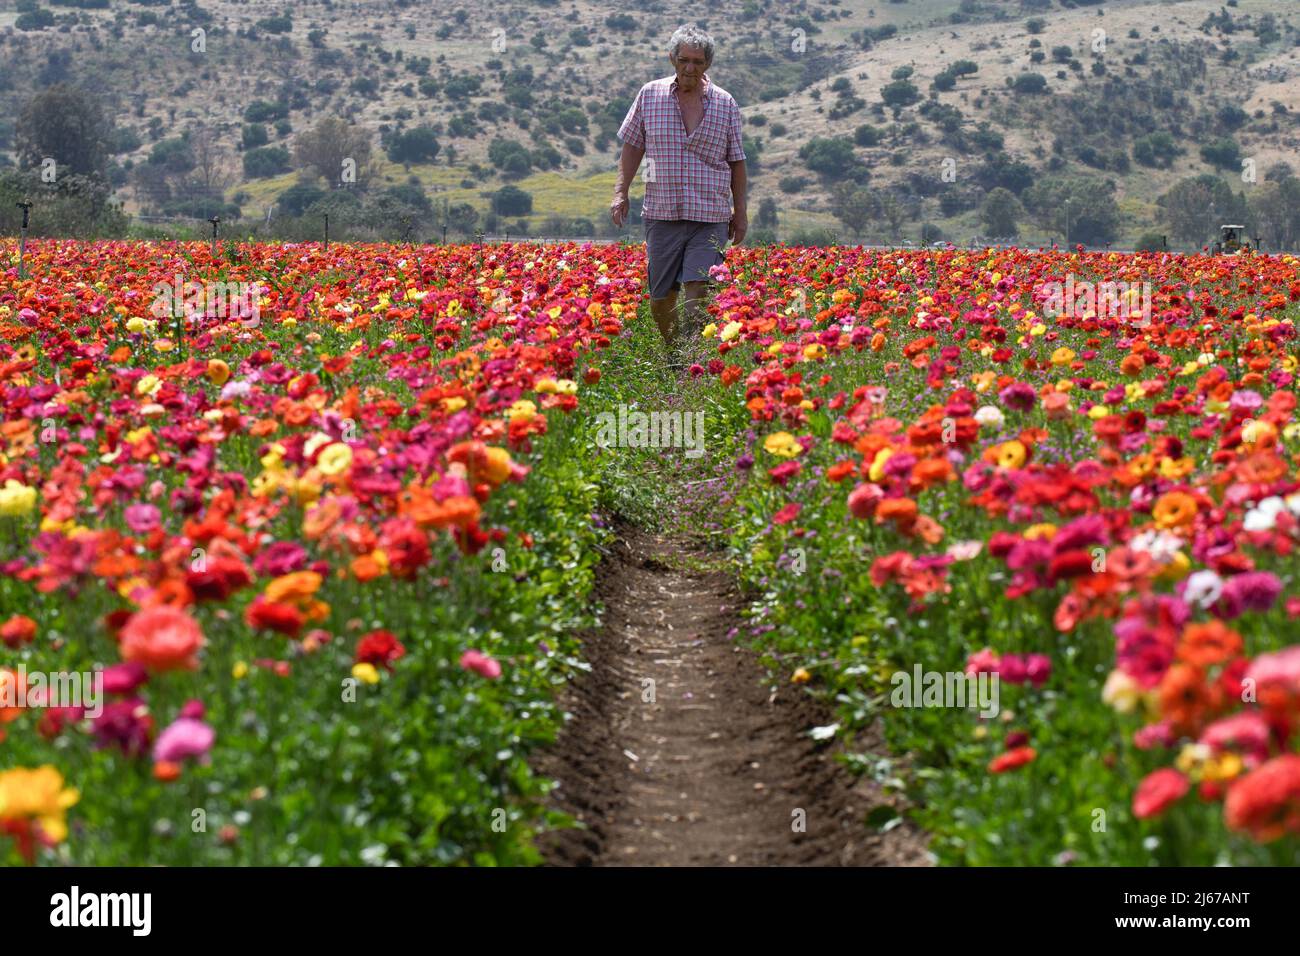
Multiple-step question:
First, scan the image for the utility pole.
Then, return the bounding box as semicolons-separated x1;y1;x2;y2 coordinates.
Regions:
16;201;32;278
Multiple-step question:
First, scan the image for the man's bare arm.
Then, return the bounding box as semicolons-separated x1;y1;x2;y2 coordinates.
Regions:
611;143;645;226
729;159;747;216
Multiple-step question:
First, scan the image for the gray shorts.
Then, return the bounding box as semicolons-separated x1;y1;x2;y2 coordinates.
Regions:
644;218;729;300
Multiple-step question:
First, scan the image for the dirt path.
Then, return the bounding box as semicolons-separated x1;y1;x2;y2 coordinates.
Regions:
536;526;931;866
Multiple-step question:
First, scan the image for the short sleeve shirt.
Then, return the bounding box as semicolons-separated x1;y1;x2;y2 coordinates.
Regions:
617;74;745;223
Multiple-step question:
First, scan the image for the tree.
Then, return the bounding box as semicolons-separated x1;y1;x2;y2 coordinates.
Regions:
881;79;921;116
16;85;112;179
293;117;372;187
879;192;908;239
1157;175;1246;246
1132;132;1182;169
1023;176;1120;246
756;197;778;228
492;185;532;216
1200;138;1241;171
386;126;440;165
799;137;860;179
1250;177;1300;250
244;146;292;179
980;187;1022;237
828;181;878;238
1011;73;1048;95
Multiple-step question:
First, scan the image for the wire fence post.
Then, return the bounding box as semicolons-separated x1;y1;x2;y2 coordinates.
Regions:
16;201;32;279
208;216;220;256
324;213;329;251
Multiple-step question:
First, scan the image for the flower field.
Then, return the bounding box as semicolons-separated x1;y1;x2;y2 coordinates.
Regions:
1;237;1299;866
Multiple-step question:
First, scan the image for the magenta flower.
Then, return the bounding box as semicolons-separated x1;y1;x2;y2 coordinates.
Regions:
459;650;502;680
124;504;162;534
153;717;216;764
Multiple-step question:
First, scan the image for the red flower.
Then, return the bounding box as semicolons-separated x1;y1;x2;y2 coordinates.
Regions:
243;597;305;637
1224;754;1300;842
989;746;1037;773
772;503;801;525
0;615;36;648
1132;768;1190;819
355;630;406;671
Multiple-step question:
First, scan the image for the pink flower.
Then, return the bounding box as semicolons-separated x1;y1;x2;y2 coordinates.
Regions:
124;504;162;534
1025;654;1052;687
966;647;1000;675
153;717;215;764
460;650;502;680
999;653;1028;685
101;661;149;696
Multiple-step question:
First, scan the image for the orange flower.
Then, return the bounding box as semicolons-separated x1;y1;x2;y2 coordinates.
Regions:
1158;663;1215;736
264;571;322;606
1178;621;1243;669
1152;491;1197;530
876;497;918;530
1;615;36;648
119;606;205;672
1119;353;1146;376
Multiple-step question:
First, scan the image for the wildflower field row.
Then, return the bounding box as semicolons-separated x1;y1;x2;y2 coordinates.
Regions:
1;238;1298;865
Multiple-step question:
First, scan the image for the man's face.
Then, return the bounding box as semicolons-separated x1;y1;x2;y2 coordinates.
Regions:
670;45;708;90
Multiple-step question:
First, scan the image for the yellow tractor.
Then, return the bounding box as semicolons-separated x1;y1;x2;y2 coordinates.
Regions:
1212;225;1251;255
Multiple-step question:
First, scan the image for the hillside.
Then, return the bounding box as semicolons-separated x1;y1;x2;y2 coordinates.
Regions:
1;0;1298;246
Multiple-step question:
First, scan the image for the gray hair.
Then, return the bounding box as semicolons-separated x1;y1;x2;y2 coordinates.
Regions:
669;24;714;67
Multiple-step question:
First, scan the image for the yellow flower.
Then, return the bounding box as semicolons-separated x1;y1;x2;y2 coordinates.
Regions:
791;667;812;684
1156;550;1191;582
508;399;537;423
135;374;161;397
0;479;37;518
994;439;1027;470
206;359;231;385
702;322;718;338
535;378;558;394
1050;347;1076;366
719;321;743;342
763;431;802;458
351;662;381;685
1087;404;1112;420
554;379;578;395
232;661;249;679
0;765;80;845
803;343;827;361
1023;523;1057;541
868;447;893;482
315;442;353;477
1101;669;1142;714
125;316;147;334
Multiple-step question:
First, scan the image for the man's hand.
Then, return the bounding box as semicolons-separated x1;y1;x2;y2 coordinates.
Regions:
610;192;630;228
728;208;748;246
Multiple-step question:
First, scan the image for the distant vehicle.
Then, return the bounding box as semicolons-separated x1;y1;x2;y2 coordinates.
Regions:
1212;225;1251;255
930;240;949;249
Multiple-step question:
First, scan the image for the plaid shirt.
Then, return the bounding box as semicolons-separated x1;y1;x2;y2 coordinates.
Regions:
618;74;745;223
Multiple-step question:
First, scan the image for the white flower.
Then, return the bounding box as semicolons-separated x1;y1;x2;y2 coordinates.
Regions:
809;723;840;741
1129;530;1182;563
974;405;1005;429
220;380;251;401
1243;496;1286;532
1183;569;1223;609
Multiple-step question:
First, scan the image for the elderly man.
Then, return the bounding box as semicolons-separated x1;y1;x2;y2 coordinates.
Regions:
610;24;747;365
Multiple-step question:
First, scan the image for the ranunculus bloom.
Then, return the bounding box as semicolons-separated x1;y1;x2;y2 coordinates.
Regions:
0;614;36;648
1133;768;1190;819
1224;754;1300;842
119;606;205;672
355;630;406;671
459;649;502;679
989;746;1037;773
153;717;215;764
